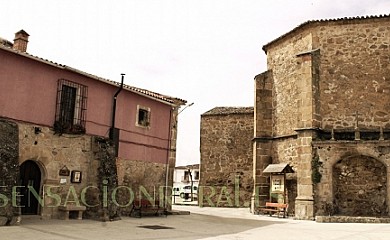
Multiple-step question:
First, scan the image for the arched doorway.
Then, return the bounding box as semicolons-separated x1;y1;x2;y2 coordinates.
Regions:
20;160;41;215
333;155;387;217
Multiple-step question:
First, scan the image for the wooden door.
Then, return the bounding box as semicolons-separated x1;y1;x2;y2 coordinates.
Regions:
20;160;41;215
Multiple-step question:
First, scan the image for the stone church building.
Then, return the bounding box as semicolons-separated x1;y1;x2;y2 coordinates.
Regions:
254;15;390;220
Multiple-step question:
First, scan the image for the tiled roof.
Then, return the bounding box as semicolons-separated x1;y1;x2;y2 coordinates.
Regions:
263;14;390;52
202;107;254;116
0;37;13;48
263;163;294;174
0;44;186;106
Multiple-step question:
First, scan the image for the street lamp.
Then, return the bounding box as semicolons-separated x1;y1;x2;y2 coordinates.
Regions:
187;168;193;202
178;102;194;114
166;102;194;207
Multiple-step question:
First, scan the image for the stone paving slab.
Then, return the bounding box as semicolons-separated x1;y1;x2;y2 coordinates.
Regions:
0;213;278;240
1;206;390;240
175;206;390;240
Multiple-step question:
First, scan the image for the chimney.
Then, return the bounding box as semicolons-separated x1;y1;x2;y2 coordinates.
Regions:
13;30;29;52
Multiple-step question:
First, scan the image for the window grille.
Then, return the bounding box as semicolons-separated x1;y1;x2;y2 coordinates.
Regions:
54;79;87;134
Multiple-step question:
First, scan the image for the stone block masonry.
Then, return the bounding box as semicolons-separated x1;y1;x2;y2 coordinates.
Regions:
317;20;390;130
313;140;390;217
200;107;254;207
17;120;97;220
0;118;173;222
0;119;20;226
256;15;390;220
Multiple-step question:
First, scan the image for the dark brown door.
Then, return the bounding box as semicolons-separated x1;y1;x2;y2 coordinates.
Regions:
20;160;41;215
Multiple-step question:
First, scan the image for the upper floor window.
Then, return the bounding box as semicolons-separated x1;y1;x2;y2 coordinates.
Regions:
54;79;88;134
194;171;200;180
136;105;150;128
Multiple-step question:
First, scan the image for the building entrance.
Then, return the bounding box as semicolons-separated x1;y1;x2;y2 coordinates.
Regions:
20;160;41;215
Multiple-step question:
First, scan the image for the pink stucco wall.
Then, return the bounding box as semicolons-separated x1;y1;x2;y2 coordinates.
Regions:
0;49;172;164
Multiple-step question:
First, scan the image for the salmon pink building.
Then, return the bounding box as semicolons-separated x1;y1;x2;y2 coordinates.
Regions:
0;30;186;224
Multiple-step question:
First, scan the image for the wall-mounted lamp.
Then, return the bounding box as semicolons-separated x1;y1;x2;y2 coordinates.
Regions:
178;102;194;115
59;165;70;176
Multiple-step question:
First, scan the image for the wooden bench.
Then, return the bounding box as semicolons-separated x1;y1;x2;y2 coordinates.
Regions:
130;199;167;218
259;202;288;218
58;205;86;220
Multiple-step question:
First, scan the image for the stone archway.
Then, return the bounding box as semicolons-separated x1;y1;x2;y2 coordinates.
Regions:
20;160;42;215
333;155;387;217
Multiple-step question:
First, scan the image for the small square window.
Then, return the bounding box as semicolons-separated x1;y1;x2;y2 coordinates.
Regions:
184;171;190;181
194;171;200;180
136;106;150;127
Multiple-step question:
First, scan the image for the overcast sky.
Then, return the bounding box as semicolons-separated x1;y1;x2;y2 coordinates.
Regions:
1;0;389;166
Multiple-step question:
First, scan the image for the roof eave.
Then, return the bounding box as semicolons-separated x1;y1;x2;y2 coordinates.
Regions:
0;45;186;107
262;14;390;53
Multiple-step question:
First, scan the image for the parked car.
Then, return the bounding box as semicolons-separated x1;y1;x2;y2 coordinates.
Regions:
173;185;198;200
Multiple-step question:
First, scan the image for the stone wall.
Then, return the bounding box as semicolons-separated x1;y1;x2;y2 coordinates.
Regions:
257;32;320;219
257;16;390;219
271;137;299;214
266;31;313;136
313;141;390;217
200;107;254;207
18;121;97;220
0;119;174;222
0;119;20;226
333;155;386;216
263;16;390;134
316;19;390;130
261;32;321;219
87;137;120;221
116;158;167;214
253;72;273;211
272;138;299;167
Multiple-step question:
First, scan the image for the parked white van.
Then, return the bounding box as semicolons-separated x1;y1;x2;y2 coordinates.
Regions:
173;185;198;199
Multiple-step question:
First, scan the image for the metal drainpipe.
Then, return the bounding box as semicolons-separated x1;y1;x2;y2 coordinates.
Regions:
164;107;174;210
110;73;125;140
